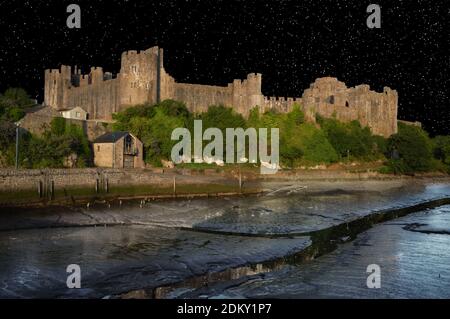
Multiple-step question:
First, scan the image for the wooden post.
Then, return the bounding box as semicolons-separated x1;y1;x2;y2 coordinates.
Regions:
173;176;176;196
238;165;242;193
50;180;54;200
38;180;43;198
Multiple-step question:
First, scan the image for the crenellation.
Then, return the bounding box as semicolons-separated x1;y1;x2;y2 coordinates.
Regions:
44;46;398;136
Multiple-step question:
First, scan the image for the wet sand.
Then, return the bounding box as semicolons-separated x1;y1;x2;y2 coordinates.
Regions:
0;179;449;298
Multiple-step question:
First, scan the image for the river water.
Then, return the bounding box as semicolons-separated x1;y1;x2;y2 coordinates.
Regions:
0;180;449;298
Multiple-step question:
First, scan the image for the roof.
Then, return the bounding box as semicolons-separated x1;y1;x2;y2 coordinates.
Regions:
93;131;129;143
62;106;87;113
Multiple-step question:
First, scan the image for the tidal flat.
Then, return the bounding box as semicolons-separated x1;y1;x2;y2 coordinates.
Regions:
0;179;449;298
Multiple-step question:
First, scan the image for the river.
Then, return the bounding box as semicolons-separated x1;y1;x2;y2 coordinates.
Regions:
0;179;449;298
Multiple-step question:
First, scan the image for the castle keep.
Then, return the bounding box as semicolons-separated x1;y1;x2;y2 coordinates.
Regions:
44;46;398;137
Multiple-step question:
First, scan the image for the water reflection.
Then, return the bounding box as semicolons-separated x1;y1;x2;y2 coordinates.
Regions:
0;181;449;298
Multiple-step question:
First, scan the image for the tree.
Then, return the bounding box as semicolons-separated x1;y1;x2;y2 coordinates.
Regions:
50;117;67;136
318;116;384;160
433;135;450;169
198;105;246;131
386;122;434;173
0;88;35;122
297;123;338;164
113;100;191;166
0;120;16;150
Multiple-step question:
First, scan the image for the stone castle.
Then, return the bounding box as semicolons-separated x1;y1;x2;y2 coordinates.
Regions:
44;46;398;137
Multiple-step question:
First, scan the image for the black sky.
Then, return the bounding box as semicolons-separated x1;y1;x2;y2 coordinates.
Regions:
0;0;448;135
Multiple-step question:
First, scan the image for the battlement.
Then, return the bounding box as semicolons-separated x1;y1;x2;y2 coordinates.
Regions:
264;96;301;102
262;96;302;113
247;73;262;80
43;46;398;137
121;46;160;58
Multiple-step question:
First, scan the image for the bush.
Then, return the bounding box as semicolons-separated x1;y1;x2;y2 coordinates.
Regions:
0;88;35;122
113;100;191;165
386;122;434;173
318;116;385;160
14;118;92;168
433;135;450;166
296;123;338;164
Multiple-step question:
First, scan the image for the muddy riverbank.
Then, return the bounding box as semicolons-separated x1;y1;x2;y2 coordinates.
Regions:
0;178;449;298
1;167;447;208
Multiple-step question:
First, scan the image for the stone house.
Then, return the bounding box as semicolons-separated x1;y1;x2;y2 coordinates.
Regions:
93;131;145;168
61;106;88;120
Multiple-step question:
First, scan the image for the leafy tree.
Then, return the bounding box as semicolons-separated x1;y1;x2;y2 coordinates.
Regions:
14;118;92;168
198;105;246;131
113;100;191;166
297;123;338;164
0;88;35;122
433;135;450;166
386;122;434;173
0;120;16;150
50;117;67;136
318;116;384;160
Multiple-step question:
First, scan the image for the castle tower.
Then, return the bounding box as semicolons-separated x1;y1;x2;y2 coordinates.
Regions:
118;46;163;109
246;73;264;112
44;65;71;110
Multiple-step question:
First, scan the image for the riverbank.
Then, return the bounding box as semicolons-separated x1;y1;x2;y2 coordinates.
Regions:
1;179;449;298
1;167;449;208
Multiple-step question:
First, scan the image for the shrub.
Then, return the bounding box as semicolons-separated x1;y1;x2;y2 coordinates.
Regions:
386;122;434;172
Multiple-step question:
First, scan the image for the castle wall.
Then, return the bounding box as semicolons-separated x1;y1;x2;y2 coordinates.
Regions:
263;96;302;113
65;76;120;121
302;77;398;137
173;83;232;113
44;46;398;137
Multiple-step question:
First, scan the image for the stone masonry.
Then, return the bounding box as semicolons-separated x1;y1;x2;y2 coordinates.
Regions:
44;46;398;137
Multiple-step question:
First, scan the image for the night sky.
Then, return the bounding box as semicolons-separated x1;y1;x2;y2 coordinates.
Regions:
0;0;448;135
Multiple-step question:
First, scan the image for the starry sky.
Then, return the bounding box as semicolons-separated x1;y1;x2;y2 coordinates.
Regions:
0;0;448;135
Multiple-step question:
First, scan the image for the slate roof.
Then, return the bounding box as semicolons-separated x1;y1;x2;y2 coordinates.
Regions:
93;131;129;143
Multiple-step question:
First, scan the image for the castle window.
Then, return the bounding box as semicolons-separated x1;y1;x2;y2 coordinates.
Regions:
345;101;349;107
97;145;100;152
326;95;335;104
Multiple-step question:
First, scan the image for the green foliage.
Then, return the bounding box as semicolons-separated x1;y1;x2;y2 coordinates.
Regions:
198;105;246;131
0;88;35;122
287;103;305;126
297;123;338;164
10;118;92;168
379;159;409;175
50;117;67;136
113;100;191;166
386;122;434;173
318;116;385;160
248;105;336;166
433;135;450;166
0;120;16;150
